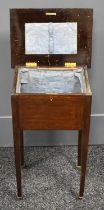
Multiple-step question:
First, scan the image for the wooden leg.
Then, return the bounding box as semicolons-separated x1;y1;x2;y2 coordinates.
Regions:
79;128;89;198
11;96;22;197
20;130;24;166
13;129;22;197
78;130;82;167
79;96;92;198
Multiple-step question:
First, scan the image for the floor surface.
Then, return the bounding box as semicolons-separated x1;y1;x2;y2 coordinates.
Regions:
0;146;104;210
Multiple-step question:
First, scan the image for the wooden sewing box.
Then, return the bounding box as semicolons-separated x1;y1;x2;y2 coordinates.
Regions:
10;8;93;198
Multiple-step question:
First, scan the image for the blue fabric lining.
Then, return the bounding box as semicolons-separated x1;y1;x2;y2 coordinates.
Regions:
20;67;84;94
25;23;77;54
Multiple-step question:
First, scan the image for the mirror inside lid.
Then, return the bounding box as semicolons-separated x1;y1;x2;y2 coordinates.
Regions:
10;9;93;68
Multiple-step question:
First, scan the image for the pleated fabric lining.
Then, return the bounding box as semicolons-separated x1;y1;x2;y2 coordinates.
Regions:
19;67;85;94
25;23;77;54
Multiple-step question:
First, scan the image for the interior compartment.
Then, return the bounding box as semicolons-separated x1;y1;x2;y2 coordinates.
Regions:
16;67;86;94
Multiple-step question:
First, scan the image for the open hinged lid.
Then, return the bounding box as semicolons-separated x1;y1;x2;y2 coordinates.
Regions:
10;8;93;68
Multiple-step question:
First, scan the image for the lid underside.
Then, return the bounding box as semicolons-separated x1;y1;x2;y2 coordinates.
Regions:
10;8;93;68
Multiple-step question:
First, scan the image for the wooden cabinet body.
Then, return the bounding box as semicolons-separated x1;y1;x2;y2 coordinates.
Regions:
10;9;93;198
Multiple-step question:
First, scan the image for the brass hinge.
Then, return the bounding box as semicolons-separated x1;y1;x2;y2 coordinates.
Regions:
65;62;76;68
25;62;76;68
25;62;37;68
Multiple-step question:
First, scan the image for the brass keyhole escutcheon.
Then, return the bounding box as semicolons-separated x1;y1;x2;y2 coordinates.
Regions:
50;97;53;102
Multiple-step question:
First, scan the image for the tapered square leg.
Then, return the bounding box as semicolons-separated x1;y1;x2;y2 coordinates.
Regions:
79;129;89;198
11;96;22;197
13;129;22;197
79;96;92;198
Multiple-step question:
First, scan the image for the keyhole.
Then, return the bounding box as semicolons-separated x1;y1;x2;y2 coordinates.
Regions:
50;97;53;102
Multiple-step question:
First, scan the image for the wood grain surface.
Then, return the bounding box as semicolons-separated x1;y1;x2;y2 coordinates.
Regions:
10;9;93;68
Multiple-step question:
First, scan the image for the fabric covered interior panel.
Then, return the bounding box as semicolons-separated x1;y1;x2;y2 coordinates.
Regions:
25;23;77;55
18;67;85;94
